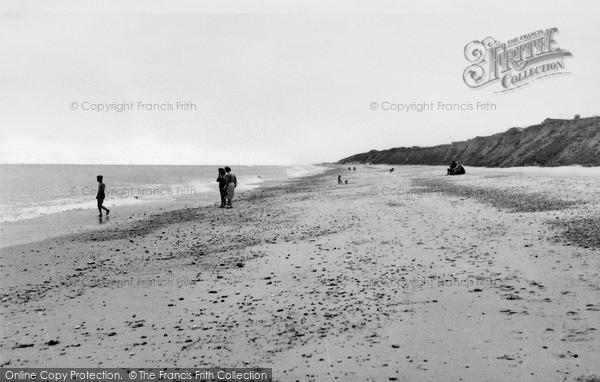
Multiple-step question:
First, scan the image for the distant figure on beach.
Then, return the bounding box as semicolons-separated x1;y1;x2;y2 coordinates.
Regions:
224;166;237;208
389;168;394;173
96;175;110;217
447;160;457;175
448;161;466;176
217;168;228;208
348;167;351;171
353;167;356;171
338;175;343;184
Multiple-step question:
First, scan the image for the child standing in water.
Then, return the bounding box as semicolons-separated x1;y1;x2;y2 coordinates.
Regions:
96;175;110;217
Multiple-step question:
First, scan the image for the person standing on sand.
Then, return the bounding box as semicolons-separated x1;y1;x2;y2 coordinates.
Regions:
338;175;343;184
216;168;228;208
96;175;110;217
223;166;237;208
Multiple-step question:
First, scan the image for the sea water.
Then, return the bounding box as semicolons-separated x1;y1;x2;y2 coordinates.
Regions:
0;164;326;222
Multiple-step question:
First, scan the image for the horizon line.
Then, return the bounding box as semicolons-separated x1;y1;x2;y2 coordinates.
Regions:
0;162;328;166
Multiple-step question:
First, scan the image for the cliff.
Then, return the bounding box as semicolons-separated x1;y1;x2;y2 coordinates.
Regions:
338;116;600;167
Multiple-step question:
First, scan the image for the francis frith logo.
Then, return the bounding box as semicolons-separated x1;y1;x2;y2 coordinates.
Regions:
463;28;572;92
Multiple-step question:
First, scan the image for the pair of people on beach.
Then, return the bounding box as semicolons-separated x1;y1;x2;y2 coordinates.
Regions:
216;166;237;208
447;160;465;175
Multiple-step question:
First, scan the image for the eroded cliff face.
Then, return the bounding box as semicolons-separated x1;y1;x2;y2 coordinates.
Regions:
338;117;600;167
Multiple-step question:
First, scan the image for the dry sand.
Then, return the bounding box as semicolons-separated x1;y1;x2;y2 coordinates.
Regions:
1;165;599;381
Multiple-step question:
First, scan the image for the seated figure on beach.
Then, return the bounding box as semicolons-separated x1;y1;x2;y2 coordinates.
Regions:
447;160;457;175
448;161;466;176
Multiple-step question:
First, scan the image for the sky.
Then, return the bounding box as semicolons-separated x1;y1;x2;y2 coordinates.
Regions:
1;0;599;165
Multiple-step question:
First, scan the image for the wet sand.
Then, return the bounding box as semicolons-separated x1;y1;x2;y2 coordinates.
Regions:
1;165;599;381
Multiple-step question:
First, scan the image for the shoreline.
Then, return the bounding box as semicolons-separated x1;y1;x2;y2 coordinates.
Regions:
0;165;331;249
1;165;599;380
0;193;218;250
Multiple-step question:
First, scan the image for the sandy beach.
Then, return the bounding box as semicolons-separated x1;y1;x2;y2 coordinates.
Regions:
1;165;599;381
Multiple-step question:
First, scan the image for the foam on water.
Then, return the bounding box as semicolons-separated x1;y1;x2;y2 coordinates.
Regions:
286;164;330;178
0;164;323;222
